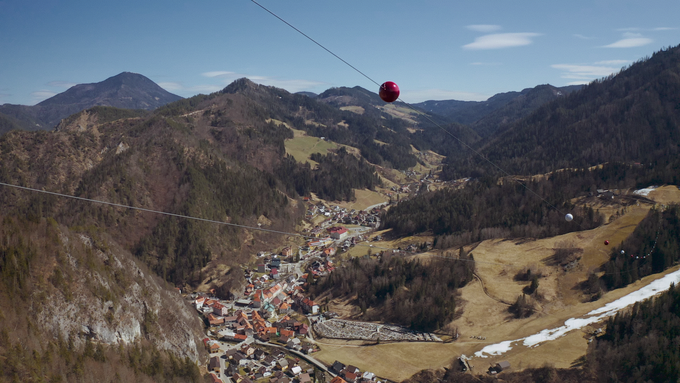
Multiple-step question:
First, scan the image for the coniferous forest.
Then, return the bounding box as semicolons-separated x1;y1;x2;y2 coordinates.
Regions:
309;251;475;332
602;204;680;290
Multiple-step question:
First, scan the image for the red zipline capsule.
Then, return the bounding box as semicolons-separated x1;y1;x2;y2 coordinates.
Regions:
379;81;400;103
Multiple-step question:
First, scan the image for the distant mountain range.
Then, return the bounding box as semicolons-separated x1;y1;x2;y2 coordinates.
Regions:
413;84;583;137
0;72;182;134
443;44;680;177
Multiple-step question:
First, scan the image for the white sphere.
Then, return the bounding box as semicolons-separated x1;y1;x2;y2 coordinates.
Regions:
565;213;573;222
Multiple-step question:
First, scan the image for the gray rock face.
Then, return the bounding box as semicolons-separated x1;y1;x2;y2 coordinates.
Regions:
36;230;204;362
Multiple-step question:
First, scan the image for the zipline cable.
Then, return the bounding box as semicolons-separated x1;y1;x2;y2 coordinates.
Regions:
250;0;576;226
0;180;661;277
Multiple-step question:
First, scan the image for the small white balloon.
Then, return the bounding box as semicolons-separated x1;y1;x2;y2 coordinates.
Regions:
621;250;625;255
565;213;573;222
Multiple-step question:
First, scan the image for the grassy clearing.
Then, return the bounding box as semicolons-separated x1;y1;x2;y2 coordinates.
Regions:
340;106;364;114
333;189;388;211
284;133;338;165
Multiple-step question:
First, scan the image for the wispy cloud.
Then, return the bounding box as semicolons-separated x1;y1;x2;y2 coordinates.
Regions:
202;71;326;93
202;71;238;79
47;81;77;88
463;33;541;50
403;89;490;103
603;32;652;48
551;62;625;83
160;72;327;96
157;82;221;94
566;80;591;86
594;60;629;66
617;27;677;32
31;90;57;104
603;37;653;48
466;24;501;33
573;34;594;40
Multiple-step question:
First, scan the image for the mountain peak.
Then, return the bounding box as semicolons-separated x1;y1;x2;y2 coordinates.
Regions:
222;78;263;94
0;72;183;134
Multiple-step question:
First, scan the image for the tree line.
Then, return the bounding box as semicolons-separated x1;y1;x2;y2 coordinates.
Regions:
309;250;475;332
382;171;606;247
601;204;680;290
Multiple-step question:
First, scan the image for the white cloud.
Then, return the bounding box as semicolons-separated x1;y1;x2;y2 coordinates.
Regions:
594;60;629;66
466;24;501;33
463;33;541;50
618;27;676;32
161;72;326;97
31;90;57;104
603;37;653;48
202;70;326;93
202;71;238;78
551;63;621;82
157;82;222;94
401;89;490;103
248;77;326;93
566;80;591;86
157;82;183;91
47;81;77;88
573;34;594;40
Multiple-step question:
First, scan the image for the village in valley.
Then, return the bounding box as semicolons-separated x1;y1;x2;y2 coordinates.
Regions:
189;196;442;383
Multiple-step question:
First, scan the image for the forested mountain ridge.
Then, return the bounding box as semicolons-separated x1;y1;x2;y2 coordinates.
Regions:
443;44;680;178
470;84;583;138
412;84;582;129
0;72;182;134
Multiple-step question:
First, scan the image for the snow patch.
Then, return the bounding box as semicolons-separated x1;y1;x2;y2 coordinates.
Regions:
633;186;657;196
474;268;680;357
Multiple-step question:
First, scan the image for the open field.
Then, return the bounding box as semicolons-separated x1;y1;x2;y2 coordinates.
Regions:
314;186;680;381
340;106;364;114
284;132;339;165
334;189;388;211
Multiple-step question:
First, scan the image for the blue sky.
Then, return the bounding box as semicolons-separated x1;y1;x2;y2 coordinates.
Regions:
1;0;678;105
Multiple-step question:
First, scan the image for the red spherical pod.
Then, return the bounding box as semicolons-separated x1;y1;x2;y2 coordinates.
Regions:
379;81;400;103
604;240;610;246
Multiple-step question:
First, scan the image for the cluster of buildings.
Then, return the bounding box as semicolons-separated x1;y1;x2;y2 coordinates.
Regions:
305;202;382;231
208;343;316;383
329;361;378;383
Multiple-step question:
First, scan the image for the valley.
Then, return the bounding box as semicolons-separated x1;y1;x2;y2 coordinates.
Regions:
1;44;680;383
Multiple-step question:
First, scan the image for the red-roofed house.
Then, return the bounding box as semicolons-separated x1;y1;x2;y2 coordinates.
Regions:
328;226;348;240
212;302;228;316
301;298;319;314
207;313;224;326
280;329;295;338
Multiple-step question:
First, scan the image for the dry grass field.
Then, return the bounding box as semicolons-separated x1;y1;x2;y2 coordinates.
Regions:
313;186;680;381
284;133;339;166
334;189;388;211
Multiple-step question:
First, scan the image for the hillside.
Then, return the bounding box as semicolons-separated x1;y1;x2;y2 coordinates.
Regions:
314;85;481;158
470;84;583;138
443;45;680;178
412;84;582;130
0;72;182;134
